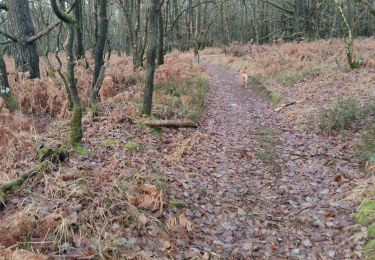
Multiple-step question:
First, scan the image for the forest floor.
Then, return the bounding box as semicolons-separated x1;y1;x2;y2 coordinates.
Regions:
0;39;375;259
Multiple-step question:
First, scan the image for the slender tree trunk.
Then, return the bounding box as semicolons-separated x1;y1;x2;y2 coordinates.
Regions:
50;0;83;147
91;0;109;116
143;0;158;115
66;25;83;146
7;0;40;79
133;0;143;69
74;0;85;59
157;2;164;65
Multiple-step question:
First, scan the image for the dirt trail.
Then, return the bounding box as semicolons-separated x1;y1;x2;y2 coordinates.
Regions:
165;65;363;259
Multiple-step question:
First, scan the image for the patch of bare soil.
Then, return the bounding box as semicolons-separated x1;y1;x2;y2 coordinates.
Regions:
162;65;365;259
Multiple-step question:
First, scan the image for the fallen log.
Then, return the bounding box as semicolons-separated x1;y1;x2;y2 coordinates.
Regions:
139;119;198;128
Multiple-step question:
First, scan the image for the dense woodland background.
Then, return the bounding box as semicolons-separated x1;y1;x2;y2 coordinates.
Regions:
3;0;375;63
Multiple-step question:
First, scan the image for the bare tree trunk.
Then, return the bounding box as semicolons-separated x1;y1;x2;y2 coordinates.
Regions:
157;1;165;65
91;0;109;116
7;0;40;79
143;0;158;115
133;0;143;69
74;0;85;59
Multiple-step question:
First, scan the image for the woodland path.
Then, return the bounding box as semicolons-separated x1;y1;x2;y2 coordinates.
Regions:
164;65;362;259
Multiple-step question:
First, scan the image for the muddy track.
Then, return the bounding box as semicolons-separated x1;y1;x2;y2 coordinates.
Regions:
165;65;362;259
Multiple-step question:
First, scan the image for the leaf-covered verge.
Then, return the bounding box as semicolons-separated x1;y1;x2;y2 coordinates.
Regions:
202;38;375;259
0;51;209;258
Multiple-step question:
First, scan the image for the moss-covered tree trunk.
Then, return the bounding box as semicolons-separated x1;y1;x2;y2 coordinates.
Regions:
143;0;159;115
50;0;83;147
0;56;19;112
66;26;83;146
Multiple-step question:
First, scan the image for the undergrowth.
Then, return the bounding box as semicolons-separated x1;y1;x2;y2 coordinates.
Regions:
154;73;209;122
319;98;358;131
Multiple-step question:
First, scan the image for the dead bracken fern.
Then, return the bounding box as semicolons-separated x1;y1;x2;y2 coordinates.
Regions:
130;184;165;213
166;214;193;231
167;132;204;162
0;249;49;260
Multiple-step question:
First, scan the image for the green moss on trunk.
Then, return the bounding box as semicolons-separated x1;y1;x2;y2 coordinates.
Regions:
69;106;83;146
3;91;20;112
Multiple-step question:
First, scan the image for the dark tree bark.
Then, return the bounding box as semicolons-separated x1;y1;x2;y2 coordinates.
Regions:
7;0;40;79
143;0;158;115
157;1;164;65
91;0;109;116
133;0;143;68
74;0;85;59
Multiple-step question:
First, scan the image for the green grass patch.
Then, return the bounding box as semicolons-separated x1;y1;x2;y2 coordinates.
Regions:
368;223;375;238
124;141;141;152
169;199;187;209
74;145;88;156
255;125;277;163
185;76;210;122
277;66;321;85
269;91;282;105
364;239;375;260
154;75;209;122
100;139;120;147
353;200;375;226
150;127;162;136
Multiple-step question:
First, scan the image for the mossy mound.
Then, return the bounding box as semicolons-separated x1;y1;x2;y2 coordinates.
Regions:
124;141;140;152
354;200;375;226
368;223;375;239
74;145;88;156
364;239;375;260
38;146;68;163
101;139;120;147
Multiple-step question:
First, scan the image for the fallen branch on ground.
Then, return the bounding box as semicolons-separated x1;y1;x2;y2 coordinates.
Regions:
275;99;304;112
0;146;68;205
291;152;354;162
138;119;198;128
0;162;49;204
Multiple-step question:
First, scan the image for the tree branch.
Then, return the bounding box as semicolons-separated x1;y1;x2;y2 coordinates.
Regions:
259;0;294;15
0;30;17;42
356;0;375;16
50;0;76;25
165;0;217;36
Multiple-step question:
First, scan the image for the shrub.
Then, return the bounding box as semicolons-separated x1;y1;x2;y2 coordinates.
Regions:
356;125;375;163
187;76;210;122
319;98;358;131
